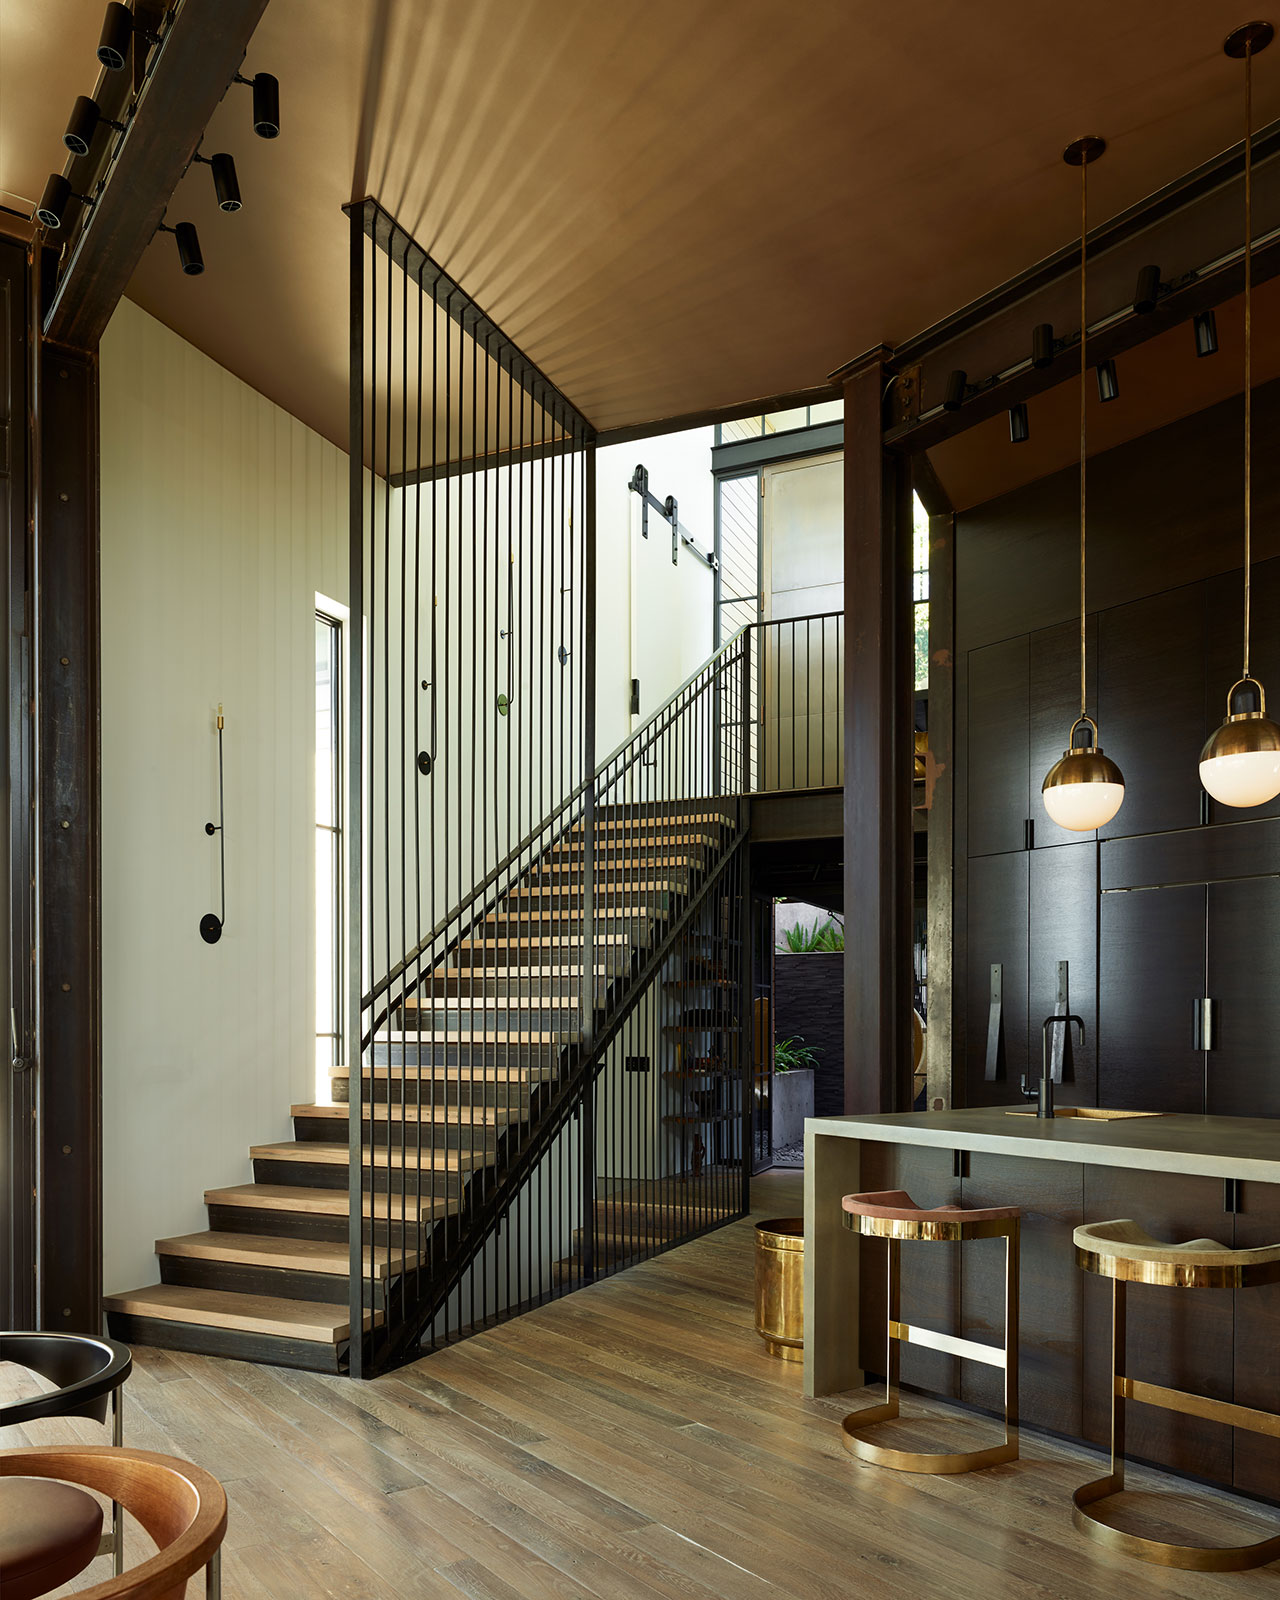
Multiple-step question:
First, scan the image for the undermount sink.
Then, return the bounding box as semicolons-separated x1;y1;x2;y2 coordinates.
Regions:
1006;1107;1166;1120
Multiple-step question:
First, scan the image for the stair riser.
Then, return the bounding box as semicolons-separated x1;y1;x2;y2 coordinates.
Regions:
105;1312;345;1374
331;1077;536;1109
452;944;631;970
394;1007;582;1034
483;915;657;938
205;1203;432;1246
158;1254;384;1308
250;1157;469;1196
506;890;677;912
421;975;609;1000
529;866;694;887
370;1041;567;1067
292;1114;505;1151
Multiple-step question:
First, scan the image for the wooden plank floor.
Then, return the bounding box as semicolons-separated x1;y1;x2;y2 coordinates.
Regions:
5;1169;1280;1598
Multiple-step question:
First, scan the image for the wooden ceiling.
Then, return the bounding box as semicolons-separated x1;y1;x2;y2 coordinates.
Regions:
4;0;1280;457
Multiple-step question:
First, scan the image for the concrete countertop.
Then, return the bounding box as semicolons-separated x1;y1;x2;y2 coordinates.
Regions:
805;1105;1280;1184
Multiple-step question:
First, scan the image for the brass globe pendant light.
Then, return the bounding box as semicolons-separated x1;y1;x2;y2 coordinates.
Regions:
1042;137;1126;832
1200;21;1280;809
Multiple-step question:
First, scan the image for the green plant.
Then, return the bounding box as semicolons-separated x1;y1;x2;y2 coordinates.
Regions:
774;1036;821;1073
783;917;844;953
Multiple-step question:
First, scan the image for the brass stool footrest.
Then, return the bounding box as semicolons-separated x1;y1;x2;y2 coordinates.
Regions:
1072;1474;1280;1573
841;1396;1019;1476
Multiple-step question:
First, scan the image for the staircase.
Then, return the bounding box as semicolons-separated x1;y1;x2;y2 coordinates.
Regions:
104;805;743;1373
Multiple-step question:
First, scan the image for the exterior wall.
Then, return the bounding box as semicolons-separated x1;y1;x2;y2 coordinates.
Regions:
773;950;844;1118
99;299;347;1294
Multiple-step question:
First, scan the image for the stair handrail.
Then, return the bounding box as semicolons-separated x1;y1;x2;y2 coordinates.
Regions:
360;621;753;1021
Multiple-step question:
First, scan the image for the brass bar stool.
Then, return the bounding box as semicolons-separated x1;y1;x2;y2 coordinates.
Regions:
1073;1219;1280;1572
840;1188;1020;1473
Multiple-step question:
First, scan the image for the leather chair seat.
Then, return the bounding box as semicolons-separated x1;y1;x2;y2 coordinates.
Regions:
842;1188;1020;1224
0;1476;103;1600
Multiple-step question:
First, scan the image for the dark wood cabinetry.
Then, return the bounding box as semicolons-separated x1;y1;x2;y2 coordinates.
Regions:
960;1153;1083;1438
1207;878;1280;1118
1028;843;1097;1105
964;853;1028;1105
967;637;1028;858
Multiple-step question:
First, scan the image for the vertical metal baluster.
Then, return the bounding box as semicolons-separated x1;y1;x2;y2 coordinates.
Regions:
346;207;366;1378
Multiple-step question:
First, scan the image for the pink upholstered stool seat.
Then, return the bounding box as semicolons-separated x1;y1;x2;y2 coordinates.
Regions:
842;1189;1020;1241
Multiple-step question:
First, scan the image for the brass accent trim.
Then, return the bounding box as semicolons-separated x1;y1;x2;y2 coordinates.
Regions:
1075;1243;1280;1289
1119;1377;1280;1439
842;1209;1017;1245
889;1319;1006;1369
1072;1276;1280;1570
754;1218;804;1359
841;1227;1019;1475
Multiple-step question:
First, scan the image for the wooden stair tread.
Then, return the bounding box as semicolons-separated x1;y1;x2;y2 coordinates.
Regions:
401;995;577;1011
155;1230;421;1279
204;1183;458;1220
250;1140;489;1172
103;1283;378;1343
509;881;681;896
376;1029;579;1045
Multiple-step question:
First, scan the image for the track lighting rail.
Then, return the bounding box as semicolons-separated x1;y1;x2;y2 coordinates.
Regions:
882;217;1280;451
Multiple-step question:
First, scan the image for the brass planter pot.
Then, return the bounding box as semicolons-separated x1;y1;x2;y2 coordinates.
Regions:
754;1217;804;1360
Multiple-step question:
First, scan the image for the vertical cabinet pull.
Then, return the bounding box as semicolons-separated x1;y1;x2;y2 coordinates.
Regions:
985;964;1005;1081
1192;997;1216;1051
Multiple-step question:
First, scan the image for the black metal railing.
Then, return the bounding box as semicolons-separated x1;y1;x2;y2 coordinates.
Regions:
747;611;843;794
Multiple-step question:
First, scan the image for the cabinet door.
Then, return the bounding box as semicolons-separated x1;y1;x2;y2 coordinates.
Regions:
1099;884;1206;1113
1097;585;1206;839
1029;616;1099;849
1082;1169;1234;1485
967;636;1028;858
1235;1180;1280;1501
962;1155;1083;1439
1205;556;1280;825
857;1143;961;1399
965;852;1028;1106
1028;843;1098;1106
1207;877;1280;1118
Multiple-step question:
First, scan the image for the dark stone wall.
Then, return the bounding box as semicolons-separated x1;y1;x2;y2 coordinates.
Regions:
774;951;844;1117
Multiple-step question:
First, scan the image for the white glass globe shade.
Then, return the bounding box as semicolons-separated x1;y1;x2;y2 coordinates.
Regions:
1042;778;1125;831
1199;749;1280;807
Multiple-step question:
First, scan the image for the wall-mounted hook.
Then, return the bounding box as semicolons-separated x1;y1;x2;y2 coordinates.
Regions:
557;644;570;666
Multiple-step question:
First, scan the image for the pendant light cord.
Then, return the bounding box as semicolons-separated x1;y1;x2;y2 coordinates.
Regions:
1244;38;1254;682
1079;153;1088;722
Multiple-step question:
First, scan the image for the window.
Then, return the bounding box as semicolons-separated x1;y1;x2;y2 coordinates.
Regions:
715;399;844;445
316;609;343;1093
913;493;930;691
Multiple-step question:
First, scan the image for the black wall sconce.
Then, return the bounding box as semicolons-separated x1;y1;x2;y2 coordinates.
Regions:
192;151;242;212
201;704;226;944
157;219;203;274
1133;263;1163;315
232;71;281;139
1008;402;1030;443
1095;358;1119;402
1194;309;1219;357
35;173;94;230
942;369;967;411
63;94;125;157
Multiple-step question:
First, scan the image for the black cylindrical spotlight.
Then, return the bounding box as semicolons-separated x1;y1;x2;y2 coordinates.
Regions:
1095;359;1119;403
1009;401;1030;443
1133;264;1162;315
64;95;102;157
210;152;242;212
942;369;966;412
35;174;73;230
173;221;204;275
251;72;280;138
97;1;133;69
1194;309;1219;357
1031;322;1054;369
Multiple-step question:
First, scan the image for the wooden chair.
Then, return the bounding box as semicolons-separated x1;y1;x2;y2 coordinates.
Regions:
0;1445;227;1599
1;1332;132;1572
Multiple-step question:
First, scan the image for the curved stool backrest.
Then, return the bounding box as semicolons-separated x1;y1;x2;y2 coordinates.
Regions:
0;1445;227;1599
0;1334;132;1428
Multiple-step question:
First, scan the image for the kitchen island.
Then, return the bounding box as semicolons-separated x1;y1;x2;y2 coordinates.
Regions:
803;1107;1280;1501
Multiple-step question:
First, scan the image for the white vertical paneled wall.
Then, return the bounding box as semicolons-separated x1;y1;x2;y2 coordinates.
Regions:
99;300;347;1294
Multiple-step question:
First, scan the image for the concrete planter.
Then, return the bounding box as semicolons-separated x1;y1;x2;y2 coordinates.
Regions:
771;1067;815;1149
